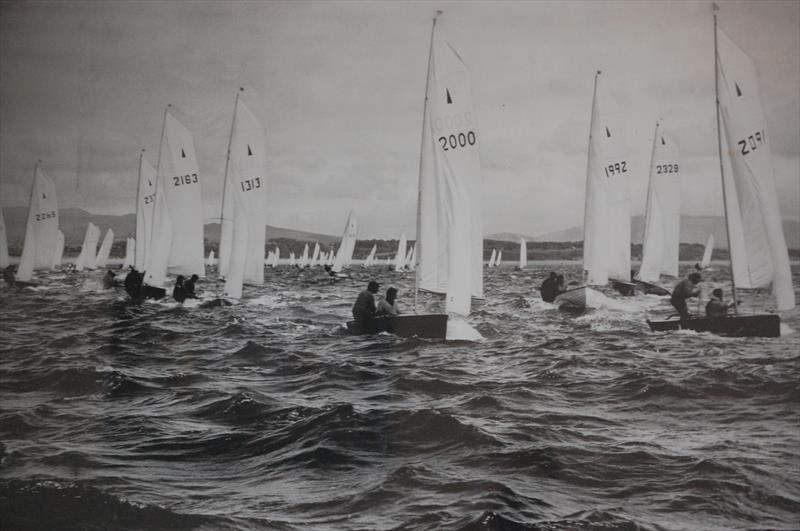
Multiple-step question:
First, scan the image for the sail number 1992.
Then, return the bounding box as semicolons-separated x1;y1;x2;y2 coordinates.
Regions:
604;161;627;178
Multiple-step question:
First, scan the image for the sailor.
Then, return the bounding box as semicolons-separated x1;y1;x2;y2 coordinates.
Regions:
706;288;735;318
173;275;187;303
671;272;701;319
124;267;143;298
183;274;199;299
556;274;566;294
376;286;401;316
352;280;379;331
102;270;117;290
3;264;16;287
539;272;560;303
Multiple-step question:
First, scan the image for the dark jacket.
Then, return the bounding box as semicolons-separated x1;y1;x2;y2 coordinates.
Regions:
352;289;376;322
706;296;732;318
540;277;559;303
671;278;700;302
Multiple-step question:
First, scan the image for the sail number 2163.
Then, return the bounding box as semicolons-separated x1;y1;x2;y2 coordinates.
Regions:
173;173;198;186
438;131;477;152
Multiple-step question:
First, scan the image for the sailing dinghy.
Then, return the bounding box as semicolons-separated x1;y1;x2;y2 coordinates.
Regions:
518;238;527;269
348;13;483;340
647;11;794;337
16;163;59;287
698;234;714;270
331;210;357;276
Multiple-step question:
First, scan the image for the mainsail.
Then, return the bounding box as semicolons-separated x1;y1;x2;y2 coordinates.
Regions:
519;238;527;269
0;208;9;268
145;111;205;287
716;26;794;311
364;244;376;267
220;96;268;289
394;233;407;270
75;222;100;272
95;228;114;268
122;237;135;269
135;153;157;271
488;249;496;268
17;165;59;282
638;122;681;282
53;230;64;268
332;210;357;273
583;71;631;285
416;17;483;313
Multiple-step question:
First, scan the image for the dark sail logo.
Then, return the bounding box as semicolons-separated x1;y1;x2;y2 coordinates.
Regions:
446;89;452;104
735;82;742;97
181;149;187;158
606;127;611;138
247;145;253;156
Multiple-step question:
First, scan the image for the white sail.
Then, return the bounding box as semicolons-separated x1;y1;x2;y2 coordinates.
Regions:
220;98;268;286
95;228;114;268
53;230;64;268
716;27;794;311
364;244;376;267
288;252;295;267
497;250;503;265
332;210;357;273
701;234;714;268
122;237;135;269
0;208;9;268
583;72;631;285
638;123;681;282
299;243;309;268
394;232;407;270
75;222;99;272
145;111;204;288
519;238;527;269
135;154;157;271
205;249;216;266
427;19;483;314
17;166;59;281
272;245;280;267
311;243;320;266
408;245;416;271
488;248;496;268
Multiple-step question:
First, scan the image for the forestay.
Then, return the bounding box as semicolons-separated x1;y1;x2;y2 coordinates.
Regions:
716;27;794;311
145;112;204;287
17;166;59;282
639;123;680;282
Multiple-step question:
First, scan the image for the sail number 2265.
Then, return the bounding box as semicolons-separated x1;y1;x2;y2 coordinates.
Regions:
438;131;477;152
35;211;56;221
173;173;198;186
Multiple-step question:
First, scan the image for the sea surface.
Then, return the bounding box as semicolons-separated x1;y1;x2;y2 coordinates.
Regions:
1;262;799;531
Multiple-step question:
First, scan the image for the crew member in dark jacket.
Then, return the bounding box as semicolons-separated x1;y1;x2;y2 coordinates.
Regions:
706;288;735;318
183;274;199;299
124;267;143;299
352;280;380;331
671;272;701;319
539;272;560;303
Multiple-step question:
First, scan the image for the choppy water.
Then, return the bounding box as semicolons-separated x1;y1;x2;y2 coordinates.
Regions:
1;262;799;531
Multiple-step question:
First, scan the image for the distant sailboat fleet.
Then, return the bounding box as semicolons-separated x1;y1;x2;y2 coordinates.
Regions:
1;7;795;339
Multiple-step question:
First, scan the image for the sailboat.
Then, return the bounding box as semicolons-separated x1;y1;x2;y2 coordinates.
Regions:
331;210;357;274
143;107;204;297
298;243;310;268
555;70;631;311
311;243;320;267
348;13;482;339
363;244;377;268
271;245;280;267
394;232;407;270
487;248;497;268
699;234;714;270
16;163;59;286
95;228;114;268
626;120;678;297
0;208;10;269
122;238;135;269
518;238;527;269
135;151;157;272
407;245;416;271
53;230;65;268
75;222;100;272
497;249;503;266
647;9;794;337
205;249;217;267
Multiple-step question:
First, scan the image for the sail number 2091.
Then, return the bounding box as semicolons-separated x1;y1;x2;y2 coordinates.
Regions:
738;130;765;156
438;131;476;152
173;173;198;186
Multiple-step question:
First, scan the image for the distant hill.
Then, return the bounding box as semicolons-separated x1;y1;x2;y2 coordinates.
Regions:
529;215;800;249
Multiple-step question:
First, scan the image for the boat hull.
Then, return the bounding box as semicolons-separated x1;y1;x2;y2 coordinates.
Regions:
554;286;586;312
346;313;448;339
646;314;780;338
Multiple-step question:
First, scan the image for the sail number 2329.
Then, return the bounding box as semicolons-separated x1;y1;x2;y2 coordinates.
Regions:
438;131;477;152
173;173;198;187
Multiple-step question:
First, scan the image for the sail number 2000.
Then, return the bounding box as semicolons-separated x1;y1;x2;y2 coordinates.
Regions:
173;173;198;186
438;131;477;152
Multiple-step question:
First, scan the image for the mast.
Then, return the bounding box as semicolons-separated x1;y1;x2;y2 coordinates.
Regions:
135;148;145;266
581;70;601;285
218;87;244;283
713;5;739;313
639;119;661;279
414;10;442;313
150;103;171;242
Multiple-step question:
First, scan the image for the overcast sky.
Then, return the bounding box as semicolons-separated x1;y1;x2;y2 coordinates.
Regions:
1;0;798;238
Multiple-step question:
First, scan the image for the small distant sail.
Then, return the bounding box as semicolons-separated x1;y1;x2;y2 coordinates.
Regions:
95;228;114;268
53;230;65;268
75;222;100;272
145;111;205;288
363;244;377;267
272;245;280;267
205;249;217;267
701;234;714;268
717;27;794;311
408;245;416;271
299;243;310;268
583;72;631;285
0;208;9;268
288;251;296;267
639;123;681;282
394;232;407;270
311;243;320;267
488;249;497;268
122;237;135;269
135;154;157;271
332;210;357;273
17;166;59;281
497;250;503;265
519;238;527;269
